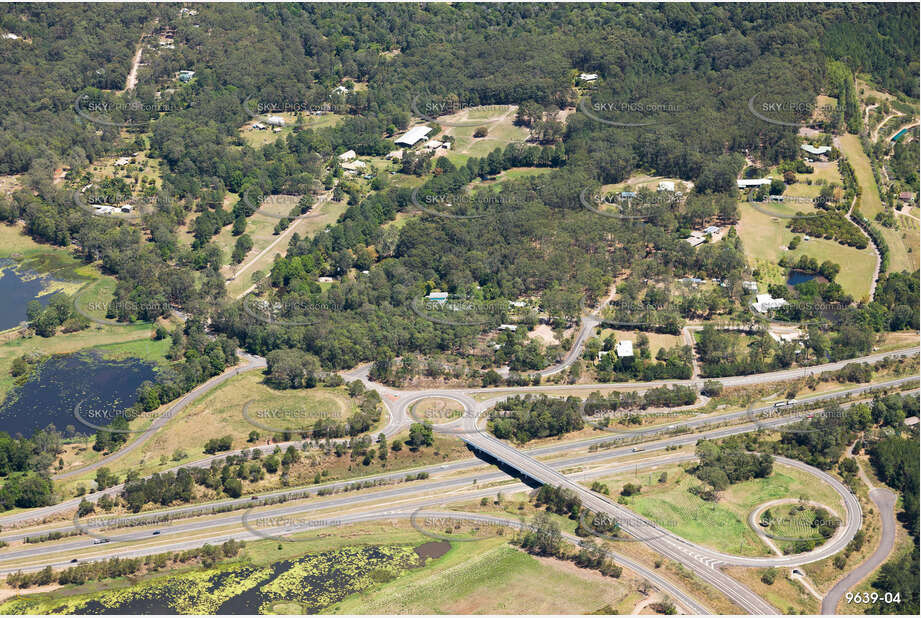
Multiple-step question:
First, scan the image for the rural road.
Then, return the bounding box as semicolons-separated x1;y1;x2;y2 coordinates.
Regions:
229;192;333;299
54;351;267;481
845;195;881;301
821;442;899;614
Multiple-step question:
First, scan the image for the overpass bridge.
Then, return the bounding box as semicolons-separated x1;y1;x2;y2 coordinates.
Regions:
460;428;778;615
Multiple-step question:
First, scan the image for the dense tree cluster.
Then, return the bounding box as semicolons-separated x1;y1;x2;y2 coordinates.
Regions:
1;4;916;381
0;429;62;511
690;439;772;500
490;395;584;443
788;212;867;249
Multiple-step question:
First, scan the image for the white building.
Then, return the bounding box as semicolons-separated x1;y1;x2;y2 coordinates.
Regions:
752;294;788;313
333;85;349;95
768;331;802;344
579;73;599;82
737;178;772;188
341;159;367;172
386;150;404;160
498;324;518;331
801;144;831;156
426;291;449;305
616;340;634;358
742;281;759;292
657;181;675;192
395;126;432;147
338;150;356;161
266;115;285;127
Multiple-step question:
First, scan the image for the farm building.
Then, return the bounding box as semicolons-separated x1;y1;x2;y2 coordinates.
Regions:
395;126;432;147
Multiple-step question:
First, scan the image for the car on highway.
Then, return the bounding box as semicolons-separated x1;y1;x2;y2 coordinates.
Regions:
92;538;109;545
152;530;161;535
632;446;644;452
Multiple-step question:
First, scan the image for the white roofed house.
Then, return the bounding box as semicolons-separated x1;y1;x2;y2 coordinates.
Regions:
338;150;356;161
800;144;831;156
752;293;788;313
737;178;772;188
657;181;675;192
266;115;285;127
579;73;599;82
615;340;634;358
395;126;433;147
341;160;367;175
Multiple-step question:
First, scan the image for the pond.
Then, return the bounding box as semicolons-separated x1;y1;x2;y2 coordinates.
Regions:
0;259;61;331
786;270;817;286
0;351;158;438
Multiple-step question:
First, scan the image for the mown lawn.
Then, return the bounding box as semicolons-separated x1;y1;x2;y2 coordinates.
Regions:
837;133;919;273
736;199;877;300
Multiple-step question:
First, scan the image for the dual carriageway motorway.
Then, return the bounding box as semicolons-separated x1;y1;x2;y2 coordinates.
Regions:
0;346;917;614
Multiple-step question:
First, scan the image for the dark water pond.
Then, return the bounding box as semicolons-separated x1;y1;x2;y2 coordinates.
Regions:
0;351;157;438
0;260;60;331
415;541;451;559
786;270;817;286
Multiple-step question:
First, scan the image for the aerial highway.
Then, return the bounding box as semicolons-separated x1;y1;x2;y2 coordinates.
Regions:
1;336;915;615
4;379;915;614
2;374;914;529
